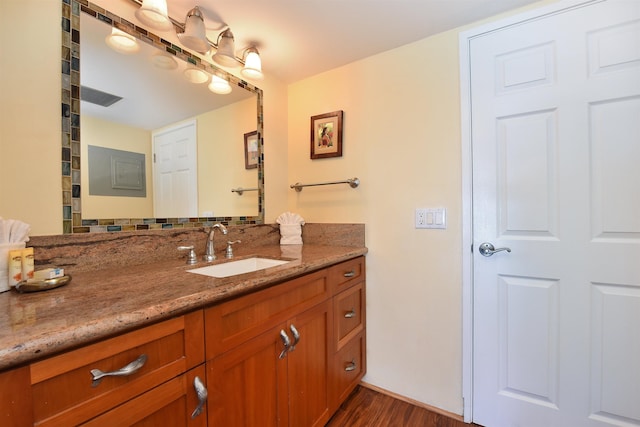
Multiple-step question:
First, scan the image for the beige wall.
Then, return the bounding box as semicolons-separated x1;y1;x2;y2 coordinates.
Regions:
288;30;465;412
81;116;153;219
0;0;61;235
196;97;259;217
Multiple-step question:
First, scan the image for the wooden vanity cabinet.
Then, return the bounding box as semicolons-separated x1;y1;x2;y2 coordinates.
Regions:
205;269;333;427
204;256;366;427
207;300;332;427
327;258;366;412
0;255;366;426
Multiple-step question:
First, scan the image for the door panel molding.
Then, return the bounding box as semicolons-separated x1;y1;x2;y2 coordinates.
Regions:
459;0;604;423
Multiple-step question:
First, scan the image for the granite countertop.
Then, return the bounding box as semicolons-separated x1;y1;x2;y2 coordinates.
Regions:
0;244;367;371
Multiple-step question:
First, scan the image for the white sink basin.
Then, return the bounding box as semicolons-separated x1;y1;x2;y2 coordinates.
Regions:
187;257;290;278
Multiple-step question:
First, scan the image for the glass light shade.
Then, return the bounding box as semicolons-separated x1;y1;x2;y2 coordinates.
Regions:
212;29;239;67
241;48;263;80
177;7;210;54
183;67;209;84
135;0;172;31
208;75;232;94
105;28;140;54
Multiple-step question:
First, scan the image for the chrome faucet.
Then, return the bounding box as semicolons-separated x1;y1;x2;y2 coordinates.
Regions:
204;223;228;261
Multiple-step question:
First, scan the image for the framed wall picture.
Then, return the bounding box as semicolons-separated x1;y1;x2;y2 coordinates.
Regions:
244;130;258;169
310;110;343;159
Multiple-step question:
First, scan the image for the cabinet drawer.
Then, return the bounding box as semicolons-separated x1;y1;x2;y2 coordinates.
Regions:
81;365;207;427
30;311;204;427
205;269;329;356
327;257;365;293
331;332;366;408
334;282;364;350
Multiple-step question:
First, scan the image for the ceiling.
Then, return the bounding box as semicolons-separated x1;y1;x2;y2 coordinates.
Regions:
161;0;542;84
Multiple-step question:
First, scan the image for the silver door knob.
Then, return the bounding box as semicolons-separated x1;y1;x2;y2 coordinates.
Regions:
479;242;511;257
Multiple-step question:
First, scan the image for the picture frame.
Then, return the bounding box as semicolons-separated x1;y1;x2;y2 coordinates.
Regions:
310;110;343;159
244;131;258;169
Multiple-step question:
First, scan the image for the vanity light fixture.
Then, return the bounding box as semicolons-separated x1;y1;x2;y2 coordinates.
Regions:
134;0;173;31
130;0;265;80
105;27;140;54
212;29;238;68
176;6;210;55
241;47;263;80
208;74;232;95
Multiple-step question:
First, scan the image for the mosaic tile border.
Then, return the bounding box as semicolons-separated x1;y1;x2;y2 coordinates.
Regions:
61;0;265;234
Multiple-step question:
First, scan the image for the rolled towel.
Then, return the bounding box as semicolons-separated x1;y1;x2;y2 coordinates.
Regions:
276;212;305;245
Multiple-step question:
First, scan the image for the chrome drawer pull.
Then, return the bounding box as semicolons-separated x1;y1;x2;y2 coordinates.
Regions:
345;359;357;372
90;354;147;387
344;309;356;319
289;324;300;352
279;329;291;359
343;270;356;278
191;376;208;419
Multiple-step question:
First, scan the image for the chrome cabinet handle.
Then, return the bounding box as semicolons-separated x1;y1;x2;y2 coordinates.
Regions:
345;359;357;372
344;309;356;319
478;242;511;257
343;270;356;278
90;354;147;387
191;376;208;419
289;324;300;352
279;329;291;359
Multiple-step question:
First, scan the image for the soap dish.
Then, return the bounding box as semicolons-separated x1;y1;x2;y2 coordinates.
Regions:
14;275;72;293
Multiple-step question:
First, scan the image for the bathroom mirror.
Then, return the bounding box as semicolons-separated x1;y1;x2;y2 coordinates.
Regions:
61;0;264;233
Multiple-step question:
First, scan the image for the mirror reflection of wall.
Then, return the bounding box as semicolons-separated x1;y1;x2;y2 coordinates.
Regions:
80;10;259;221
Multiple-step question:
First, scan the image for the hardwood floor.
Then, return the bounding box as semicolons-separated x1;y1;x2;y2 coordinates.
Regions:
325;386;482;427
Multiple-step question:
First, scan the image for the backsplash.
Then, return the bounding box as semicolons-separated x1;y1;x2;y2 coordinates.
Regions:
28;224;365;274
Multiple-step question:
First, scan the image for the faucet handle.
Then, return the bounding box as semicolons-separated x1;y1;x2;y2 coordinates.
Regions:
178;245;197;265
225;240;241;259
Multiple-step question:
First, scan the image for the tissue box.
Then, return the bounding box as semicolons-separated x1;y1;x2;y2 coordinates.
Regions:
1;242;26;292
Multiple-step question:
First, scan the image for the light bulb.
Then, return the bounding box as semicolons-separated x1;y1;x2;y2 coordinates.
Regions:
208;75;232;94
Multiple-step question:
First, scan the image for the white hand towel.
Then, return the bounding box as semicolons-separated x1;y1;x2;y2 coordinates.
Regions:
276;212;305;245
0;217;30;244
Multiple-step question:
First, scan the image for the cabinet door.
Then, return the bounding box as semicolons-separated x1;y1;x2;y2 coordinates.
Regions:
207;326;289;427
81;364;207;427
287;300;333;427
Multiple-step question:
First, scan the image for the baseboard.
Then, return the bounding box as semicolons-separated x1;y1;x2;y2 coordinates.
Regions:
359;381;465;422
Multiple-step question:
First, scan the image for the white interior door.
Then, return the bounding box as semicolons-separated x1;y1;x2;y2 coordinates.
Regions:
152;120;198;218
469;1;640;426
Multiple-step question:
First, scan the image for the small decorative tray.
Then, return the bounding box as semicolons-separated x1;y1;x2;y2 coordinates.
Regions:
14;275;72;293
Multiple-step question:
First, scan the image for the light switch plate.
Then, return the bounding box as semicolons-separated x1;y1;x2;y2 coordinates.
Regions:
415;208;446;229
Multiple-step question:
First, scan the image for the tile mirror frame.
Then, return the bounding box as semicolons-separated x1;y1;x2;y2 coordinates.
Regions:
61;0;265;234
